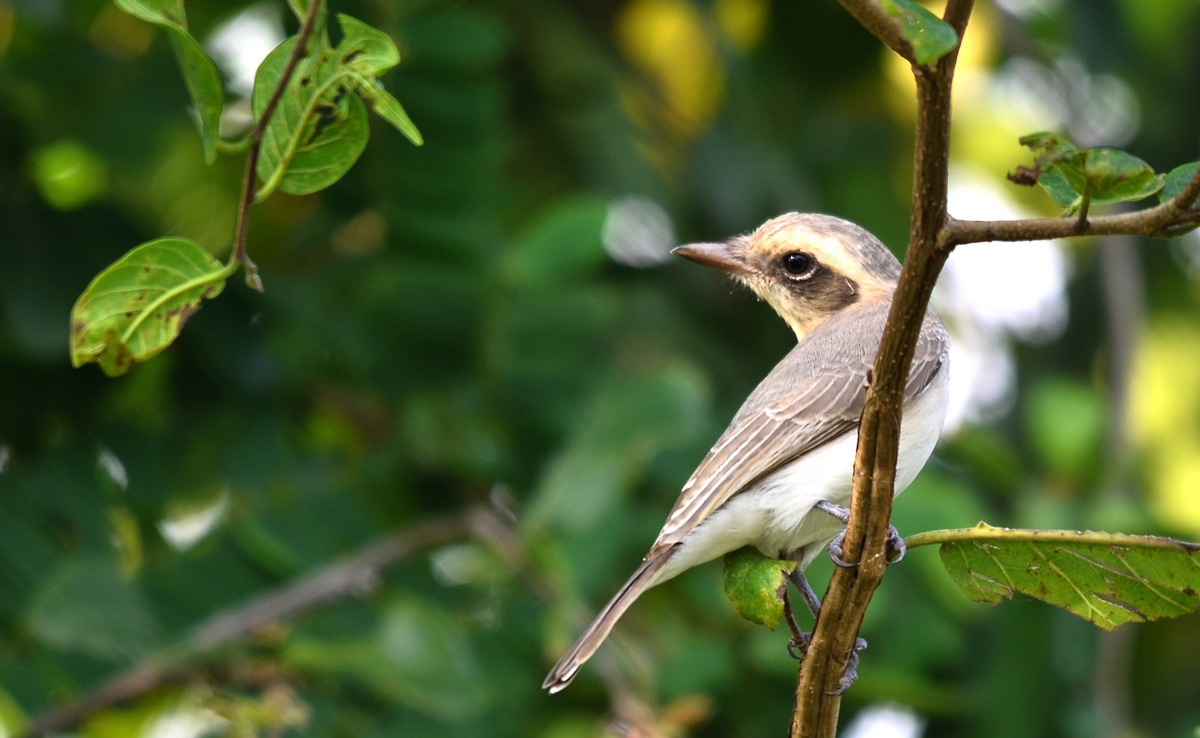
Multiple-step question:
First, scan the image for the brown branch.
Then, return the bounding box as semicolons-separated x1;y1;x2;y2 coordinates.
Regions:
20;509;496;738
834;0;913;63
790;2;974;737
229;0;325;292
949;154;1200;245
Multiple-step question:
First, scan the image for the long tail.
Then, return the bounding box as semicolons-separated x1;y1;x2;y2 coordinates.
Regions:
542;552;672;693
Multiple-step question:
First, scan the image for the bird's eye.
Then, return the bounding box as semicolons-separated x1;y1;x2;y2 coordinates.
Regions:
781;251;815;278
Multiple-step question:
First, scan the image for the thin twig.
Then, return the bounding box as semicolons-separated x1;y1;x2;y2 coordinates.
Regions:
229;0;325;292
834;0;913;63
950;159;1200;244
20;510;492;738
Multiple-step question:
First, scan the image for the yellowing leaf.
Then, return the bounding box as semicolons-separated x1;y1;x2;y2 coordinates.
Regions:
70;238;233;376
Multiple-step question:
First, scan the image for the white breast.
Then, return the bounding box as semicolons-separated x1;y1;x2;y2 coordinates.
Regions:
654;362;950;584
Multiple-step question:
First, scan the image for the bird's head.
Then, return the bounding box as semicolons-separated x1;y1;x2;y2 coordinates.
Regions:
673;213;903;340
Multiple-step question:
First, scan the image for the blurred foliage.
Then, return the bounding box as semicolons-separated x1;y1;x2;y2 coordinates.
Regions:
2;0;1200;737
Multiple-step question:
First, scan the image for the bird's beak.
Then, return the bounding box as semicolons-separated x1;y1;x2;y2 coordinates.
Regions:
672;241;751;276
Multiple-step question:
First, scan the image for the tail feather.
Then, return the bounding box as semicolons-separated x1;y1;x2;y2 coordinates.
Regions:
543;553;671;693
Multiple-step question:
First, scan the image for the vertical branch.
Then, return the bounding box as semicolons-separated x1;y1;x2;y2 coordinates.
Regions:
789;2;974;736
229;0;325;292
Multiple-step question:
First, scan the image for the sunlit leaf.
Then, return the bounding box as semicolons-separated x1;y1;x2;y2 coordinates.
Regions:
336;13;401;74
1160;161;1200;206
1018;133;1163;211
253;37;368;196
114;0;224;163
723;548;796;630
337;14;423;144
253;15;422;197
1060;148;1162;206
881;0;958;64
931;524;1200;630
70;238;231;376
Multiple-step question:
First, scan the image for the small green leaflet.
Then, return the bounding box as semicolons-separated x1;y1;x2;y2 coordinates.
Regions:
881;0;958;65
253;13;422;198
1016;132;1164;212
930;523;1200;630
114;0;224;163
1159;162;1200;206
723;548;797;630
70;238;234;377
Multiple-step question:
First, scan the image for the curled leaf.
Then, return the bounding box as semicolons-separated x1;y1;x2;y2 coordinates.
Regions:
70;238;232;376
723;547;797;630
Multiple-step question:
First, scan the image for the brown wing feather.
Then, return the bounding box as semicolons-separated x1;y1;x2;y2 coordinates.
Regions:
649;301;947;555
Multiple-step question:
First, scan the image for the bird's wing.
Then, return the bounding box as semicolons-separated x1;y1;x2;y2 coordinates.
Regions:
648;310;947;556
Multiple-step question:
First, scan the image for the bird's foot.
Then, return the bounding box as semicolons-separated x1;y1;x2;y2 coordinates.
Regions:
828;639;869;696
816;501;905;567
787;630;868;696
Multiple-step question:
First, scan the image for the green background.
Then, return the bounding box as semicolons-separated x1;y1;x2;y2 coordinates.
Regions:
2;0;1200;736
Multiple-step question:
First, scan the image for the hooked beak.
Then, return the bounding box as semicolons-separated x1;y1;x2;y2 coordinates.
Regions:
671;241;751;276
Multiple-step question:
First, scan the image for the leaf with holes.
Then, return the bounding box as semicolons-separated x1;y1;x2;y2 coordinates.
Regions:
336;14;423;145
933;523;1200;629
253;15;421;197
1016;133;1164;212
881;0;958;65
71;238;232;376
723;547;797;630
253;35;370;197
114;0;224;163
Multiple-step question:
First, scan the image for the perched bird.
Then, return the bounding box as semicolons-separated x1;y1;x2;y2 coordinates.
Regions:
542;213;950;694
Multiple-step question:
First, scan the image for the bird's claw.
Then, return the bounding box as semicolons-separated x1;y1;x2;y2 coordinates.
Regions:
787;633;810;660
823;513;907;567
885;524;907;564
828;530;854;567
828;649;861;696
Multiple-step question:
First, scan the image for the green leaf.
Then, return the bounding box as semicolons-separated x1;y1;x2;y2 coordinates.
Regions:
253;16;422;197
337;14;423;144
1159;162;1200;206
932;524;1200;630
1070;148;1163;206
1018;131;1077;159
881;0;959;65
723;548;797;630
70;238;232;376
1036;169;1083;209
254;37;370;196
114;0;224;163
336;13;401;74
1018;133;1164;211
26;557;160;660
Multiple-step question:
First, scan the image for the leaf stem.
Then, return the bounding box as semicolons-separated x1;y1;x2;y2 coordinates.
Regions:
905;526;1200;551
228;0;325;292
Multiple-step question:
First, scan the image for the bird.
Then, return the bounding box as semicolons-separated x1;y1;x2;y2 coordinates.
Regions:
542;212;950;694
